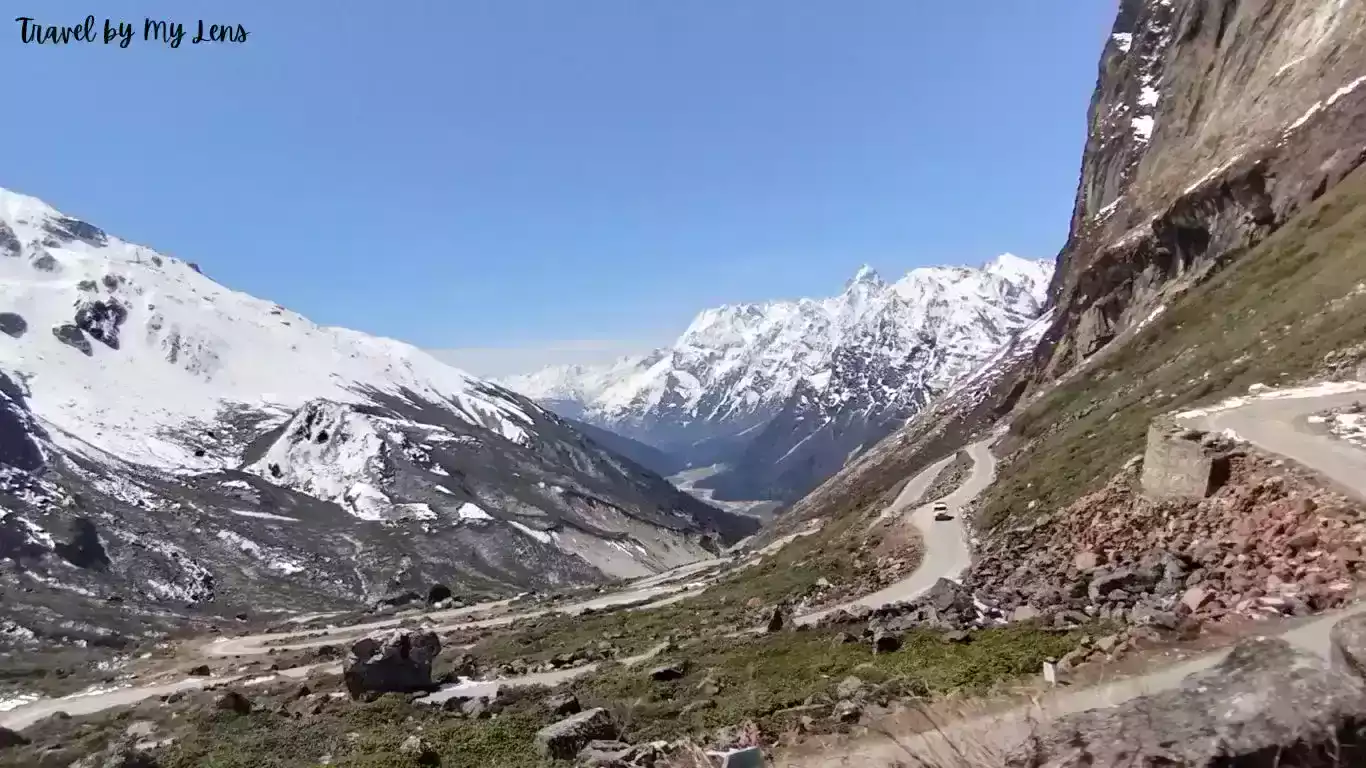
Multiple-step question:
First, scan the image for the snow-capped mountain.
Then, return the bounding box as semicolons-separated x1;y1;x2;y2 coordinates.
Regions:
0;185;755;645
504;254;1053;501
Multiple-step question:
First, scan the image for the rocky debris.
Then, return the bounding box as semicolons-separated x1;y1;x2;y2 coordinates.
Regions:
1006;624;1366;768
0;726;29;749
1330;613;1366;678
0;312;26;338
649;661;688;682
187;664;211;676
966;453;1366;631
52;323;92;356
577;739;676;767
398;735;437;765
72;737;159;768
535;707;618;760
342;628;441;697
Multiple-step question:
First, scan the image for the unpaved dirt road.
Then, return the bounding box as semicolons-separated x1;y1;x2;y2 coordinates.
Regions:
795;436;995;626
1179;383;1366;501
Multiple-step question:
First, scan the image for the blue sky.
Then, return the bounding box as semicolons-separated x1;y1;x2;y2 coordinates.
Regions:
2;1;1116;376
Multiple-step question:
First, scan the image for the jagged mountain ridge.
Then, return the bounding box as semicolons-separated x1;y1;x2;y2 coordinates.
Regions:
0;186;756;646
505;254;1052;501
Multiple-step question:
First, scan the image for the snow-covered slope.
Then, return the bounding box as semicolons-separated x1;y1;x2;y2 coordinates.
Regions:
504;254;1053;501
0;188;536;471
0;185;755;646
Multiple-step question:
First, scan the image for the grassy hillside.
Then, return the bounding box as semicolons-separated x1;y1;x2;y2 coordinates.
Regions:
980;164;1366;530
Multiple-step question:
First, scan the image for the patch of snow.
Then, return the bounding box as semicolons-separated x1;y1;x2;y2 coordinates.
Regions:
0;692;42;712
215;529;306;575
229;509;298;522
1131;115;1155;141
1138;86;1160;108
1135;305;1166;333
507;519;551;543
1112;32;1132;53
457;502;492;521
1184;153;1245;195
396;503;436;521
1176;381;1366;418
1286;75;1366;136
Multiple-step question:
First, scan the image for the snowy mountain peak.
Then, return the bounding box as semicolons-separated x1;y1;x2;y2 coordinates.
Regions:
504;254;1054;500
844;264;885;290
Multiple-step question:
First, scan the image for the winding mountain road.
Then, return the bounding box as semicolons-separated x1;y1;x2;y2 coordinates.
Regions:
795;437;995;626
785;381;1366;765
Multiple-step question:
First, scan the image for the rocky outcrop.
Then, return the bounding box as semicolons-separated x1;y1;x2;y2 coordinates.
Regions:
534;708;618;760
342;628;441;697
1037;0;1366;382
1007;625;1366;767
1139;420;1234;499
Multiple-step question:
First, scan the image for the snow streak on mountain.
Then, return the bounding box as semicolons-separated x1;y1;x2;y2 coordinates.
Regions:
504;254;1053;502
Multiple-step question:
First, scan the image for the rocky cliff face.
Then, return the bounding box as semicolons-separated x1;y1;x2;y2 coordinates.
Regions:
1041;0;1366;377
763;0;1366;543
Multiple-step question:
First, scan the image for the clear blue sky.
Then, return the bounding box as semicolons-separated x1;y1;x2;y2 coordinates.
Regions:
2;1;1116;375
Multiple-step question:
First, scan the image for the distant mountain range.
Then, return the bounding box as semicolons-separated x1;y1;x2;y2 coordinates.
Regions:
503;254;1053;502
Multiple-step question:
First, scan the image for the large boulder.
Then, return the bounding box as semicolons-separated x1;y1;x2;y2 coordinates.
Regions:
1004;635;1366;767
535;707;618;760
342;628;441;697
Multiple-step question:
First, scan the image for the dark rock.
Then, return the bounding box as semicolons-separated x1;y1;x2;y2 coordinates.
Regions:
832;631;858;646
649;661;688;681
342;628;441;697
872;629;901;654
942;629;972;644
427;583;452;604
545;692;582;716
30;250;59;272
213;690;252;715
1005;637;1366;767
54;518;110;570
923;578;975;614
766;605;786;633
0;313;26;338
1087;568;1149;601
187;664;211;676
52;323;92;356
0;222;19;258
535;707;618;760
0;726;29;749
73;298;129;350
43;216;108;247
